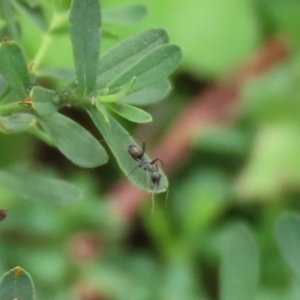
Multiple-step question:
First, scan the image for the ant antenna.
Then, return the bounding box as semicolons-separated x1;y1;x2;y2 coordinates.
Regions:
126;165;140;178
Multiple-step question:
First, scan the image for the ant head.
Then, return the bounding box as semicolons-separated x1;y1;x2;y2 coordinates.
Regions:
127;145;143;160
151;170;161;187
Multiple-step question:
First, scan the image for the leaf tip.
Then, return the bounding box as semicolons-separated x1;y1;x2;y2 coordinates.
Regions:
13;267;23;278
2;37;10;43
28;62;35;72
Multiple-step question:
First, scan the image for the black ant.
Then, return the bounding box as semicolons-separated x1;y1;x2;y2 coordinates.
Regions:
127;141;168;214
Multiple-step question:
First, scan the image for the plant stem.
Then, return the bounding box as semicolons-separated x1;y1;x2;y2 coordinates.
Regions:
27;125;53;146
32;33;53;72
0;102;28;115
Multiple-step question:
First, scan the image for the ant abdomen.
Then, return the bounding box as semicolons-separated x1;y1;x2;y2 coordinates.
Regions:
127;145;144;160
151;170;161;186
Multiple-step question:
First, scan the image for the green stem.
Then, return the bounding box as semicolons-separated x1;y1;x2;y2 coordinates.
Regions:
32;33;53;72
0;102;29;115
27;125;53;146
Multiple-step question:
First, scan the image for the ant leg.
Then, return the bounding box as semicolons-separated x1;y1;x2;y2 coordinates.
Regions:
141;140;146;156
126;165;140;178
150;158;164;167
151;183;158;215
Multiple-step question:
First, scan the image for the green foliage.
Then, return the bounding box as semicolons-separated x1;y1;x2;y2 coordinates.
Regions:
0;169;82;206
274;212;300;280
2;0;300;299
0;266;35;300
96;28;169;86
0;40;31;98
31;86;59;116
0;0;179;201
87;107;168;192
39;112;108;168
69;0;101;96
220;224;259;300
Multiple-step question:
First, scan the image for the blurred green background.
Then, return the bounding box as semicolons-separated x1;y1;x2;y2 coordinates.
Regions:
2;0;300;299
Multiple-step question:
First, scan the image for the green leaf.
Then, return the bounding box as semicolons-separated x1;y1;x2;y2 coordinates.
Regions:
36;67;75;82
39;112;108;168
109;103;152;123
123;79;171;106
86;106;168;193
11;0;48;32
1;0;20;42
0;22;21;41
107;44;182;93
1;89;21;104
274;212;300;280
102;4;147;25
0;266;35;300
220;223;259;300
96;28;169;89
30;86;59;116
0;73;8;95
100;77;135;103
0;113;35;133
0;169;82;206
0;40;31;98
96;100;110;123
69;0;101;95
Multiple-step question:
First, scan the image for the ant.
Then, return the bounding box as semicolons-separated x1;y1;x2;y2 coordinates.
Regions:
127;141;168;214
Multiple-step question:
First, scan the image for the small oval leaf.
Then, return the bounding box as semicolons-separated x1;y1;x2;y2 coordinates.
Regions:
0;113;35;133
96;28;169;89
109;103;152;123
31;86;59;116
123;79;171;106
0;266;35;300
0;40;31;98
39;112;108;168
0;170;82;206
107;44;182;93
